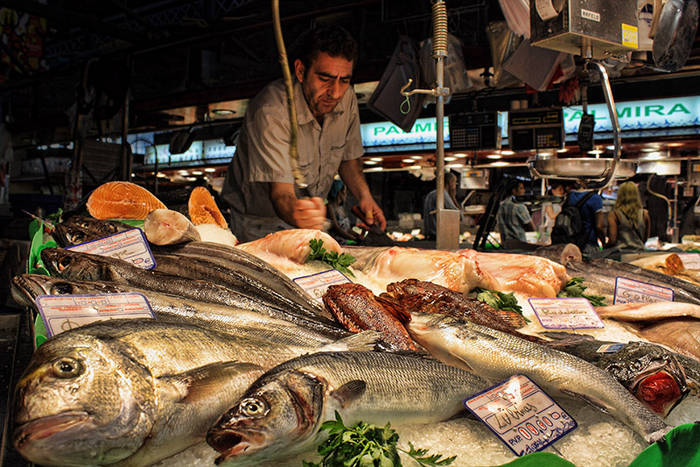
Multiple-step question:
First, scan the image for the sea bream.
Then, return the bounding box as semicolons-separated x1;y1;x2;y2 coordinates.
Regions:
13;320;376;466
395;312;672;444
207;351;489;466
40;247;343;337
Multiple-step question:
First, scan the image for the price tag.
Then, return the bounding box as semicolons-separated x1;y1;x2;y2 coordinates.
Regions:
596;343;625;353
67;228;155;269
36;293;155;337
293;269;352;303
465;375;576;456
613;277;674;304
528;298;604;329
678;253;700;270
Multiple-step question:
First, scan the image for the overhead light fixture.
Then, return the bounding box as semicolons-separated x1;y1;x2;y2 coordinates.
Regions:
453;153;467;158
491;161;509;167
642;152;664;160
365;167;383;172
588;149;603;155
186;177;197;181
501;150;515;156
402;158;415;163
447;163;464;169
557;148;569;153
204;167;217;173
539;152;553;157
641;147;659;152
370;157;383;162
191;170;203;175
411;155;423;160
178;170;189;175
605;145;616;150
364;160;379;165
667;142;683;148
444;156;457;162
486;154;502;159
157;172;167;178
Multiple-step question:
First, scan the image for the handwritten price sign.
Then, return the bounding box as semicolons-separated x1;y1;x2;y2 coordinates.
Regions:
464;375;576;456
68;228;155;269
613;277;674;305
293;269;352;303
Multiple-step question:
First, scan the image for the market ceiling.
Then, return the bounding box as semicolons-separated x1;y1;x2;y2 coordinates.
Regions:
2;0;700;148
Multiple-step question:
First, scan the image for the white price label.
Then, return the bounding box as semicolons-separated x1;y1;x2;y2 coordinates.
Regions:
465;375;576;456
293;269;352;303
36;293;155;337
67;228;155;269
613;277;674;304
528;298;604;329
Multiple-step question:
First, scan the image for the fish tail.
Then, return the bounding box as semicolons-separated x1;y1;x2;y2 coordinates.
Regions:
319;330;381;352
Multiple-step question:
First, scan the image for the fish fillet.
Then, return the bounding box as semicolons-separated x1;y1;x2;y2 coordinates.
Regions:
87;181;166;219
144;209;201;245
237;229;341;265
188;186;228;228
596;302;700;321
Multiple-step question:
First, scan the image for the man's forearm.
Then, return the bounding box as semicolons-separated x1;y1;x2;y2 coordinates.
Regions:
269;184;298;226
338;159;372;202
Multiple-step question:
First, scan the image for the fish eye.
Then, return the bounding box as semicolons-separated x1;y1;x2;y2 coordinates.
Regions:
69;232;86;242
239;398;268;418
52;357;82;378
52;283;75;295
59;257;72;269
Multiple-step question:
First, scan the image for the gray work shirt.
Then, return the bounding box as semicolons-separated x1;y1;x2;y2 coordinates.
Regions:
221;79;363;241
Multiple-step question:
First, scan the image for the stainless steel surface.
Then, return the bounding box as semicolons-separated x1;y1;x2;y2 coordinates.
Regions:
637;161;682;175
436;208;460;251
531;157;635;178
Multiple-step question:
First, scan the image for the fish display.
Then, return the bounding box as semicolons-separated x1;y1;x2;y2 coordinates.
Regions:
194;224;238;247
40;247;343;336
52;216;135;247
532;243;583;266
11;274;351;342
188;186;228;228
636;320;700;362
596;302;700;321
86;181;166;220
153;241;327;318
323;283;417;351
630;253;700;286
396;312;672;444
144;209;201;245
237;229;342;271
13;319;375;467
566;258;700;305
543;332;694;416
207;351;489;465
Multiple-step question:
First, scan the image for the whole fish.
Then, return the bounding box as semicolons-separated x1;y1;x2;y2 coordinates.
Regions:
154;241;326;317
152;252;324;321
13;319;376;467
398;312;672;444
543;332;694;416
40;247;343;337
11;274;351;342
53;216;135;247
323;283;417;351
567;259;700;305
207;351;489;465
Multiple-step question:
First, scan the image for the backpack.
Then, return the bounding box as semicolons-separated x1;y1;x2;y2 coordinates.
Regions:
551;191;596;247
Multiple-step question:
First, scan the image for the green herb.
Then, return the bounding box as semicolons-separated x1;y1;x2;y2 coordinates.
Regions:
474;288;529;323
304;411;455;467
307;239;356;277
557;277;606;306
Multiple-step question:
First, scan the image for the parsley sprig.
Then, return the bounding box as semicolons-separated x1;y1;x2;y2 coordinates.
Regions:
557;277;606;306
307;239;356;277
474;288;529;323
303;411;456;467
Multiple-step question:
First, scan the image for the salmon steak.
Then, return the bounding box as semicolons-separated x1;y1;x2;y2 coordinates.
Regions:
86;181;166;219
188;186;228;228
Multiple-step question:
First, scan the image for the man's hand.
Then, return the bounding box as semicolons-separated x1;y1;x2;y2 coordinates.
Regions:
292;197;327;229
356;197;386;231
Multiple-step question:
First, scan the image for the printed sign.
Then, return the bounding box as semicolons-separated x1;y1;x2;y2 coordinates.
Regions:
67;228;156;269
528;298;604;329
293;269;352;303
596;343;626;353
36;293;155;337
678;253;700;270
465;375;577;456
613;277;674;304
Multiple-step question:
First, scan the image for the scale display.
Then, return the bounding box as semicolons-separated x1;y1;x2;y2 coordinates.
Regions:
508;108;564;151
449;112;500;150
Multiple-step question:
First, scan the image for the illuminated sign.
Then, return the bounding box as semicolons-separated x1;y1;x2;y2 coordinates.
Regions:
361;117;450;147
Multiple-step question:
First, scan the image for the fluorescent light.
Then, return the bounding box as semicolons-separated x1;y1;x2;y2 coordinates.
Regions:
186;177;197;181
191;170;203;175
447;163;464;169
444;156;457;162
486;154;502;159
539;152;553;157
556;148;569;153
491;161;509;167
178;170;189;175
408;165;421;170
402;158;415;163
501;150;515;156
588;149;603;155
369;157;383;162
204;167;217;173
410;155;423;160
365;167;383;172
605;145;616;150
157;172;167;178
363;160;378;165
453;153;467;158
641;147;658;152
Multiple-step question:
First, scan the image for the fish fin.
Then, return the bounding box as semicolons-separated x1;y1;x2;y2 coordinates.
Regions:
319;330;380;352
330;380;367;408
560;389;612;414
160;361;263;404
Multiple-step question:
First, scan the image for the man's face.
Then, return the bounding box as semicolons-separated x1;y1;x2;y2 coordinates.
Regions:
295;52;353;119
514;183;525;196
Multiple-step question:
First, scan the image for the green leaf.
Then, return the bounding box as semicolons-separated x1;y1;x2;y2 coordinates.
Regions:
557;278;606;306
306;239;356;277
403;442;457;466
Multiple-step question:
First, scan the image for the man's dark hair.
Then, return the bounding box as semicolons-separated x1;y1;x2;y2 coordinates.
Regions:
507;179;524;195
291;24;358;70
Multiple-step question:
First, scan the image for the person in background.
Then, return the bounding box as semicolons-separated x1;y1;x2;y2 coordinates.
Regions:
607;181;650;251
567;179;606;254
497;180;537;249
423;172;460;240
540;181;565;243
221;25;385;242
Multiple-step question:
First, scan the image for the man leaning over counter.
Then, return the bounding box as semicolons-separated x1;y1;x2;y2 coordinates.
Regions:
221;25;386;242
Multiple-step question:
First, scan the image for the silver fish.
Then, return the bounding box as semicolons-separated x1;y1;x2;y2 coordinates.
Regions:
402;312;672;444
40;247;344;337
53;216;134;247
207;351;489;465
13;319;376;467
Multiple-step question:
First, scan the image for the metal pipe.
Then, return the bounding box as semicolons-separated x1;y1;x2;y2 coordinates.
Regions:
586;61;620;189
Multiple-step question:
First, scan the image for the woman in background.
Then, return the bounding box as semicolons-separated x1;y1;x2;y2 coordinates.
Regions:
607;181;650;251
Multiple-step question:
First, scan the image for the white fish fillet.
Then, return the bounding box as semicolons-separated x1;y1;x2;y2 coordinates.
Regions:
596;302;700;321
145;209;201;245
237;229;341;265
195;224;238;247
